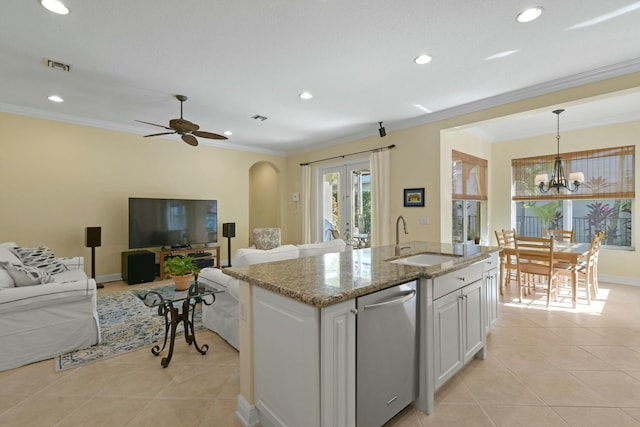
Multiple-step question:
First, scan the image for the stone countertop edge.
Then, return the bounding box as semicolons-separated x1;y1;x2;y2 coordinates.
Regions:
223;241;502;308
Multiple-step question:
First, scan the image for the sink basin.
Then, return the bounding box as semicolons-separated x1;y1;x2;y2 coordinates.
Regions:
389;253;460;267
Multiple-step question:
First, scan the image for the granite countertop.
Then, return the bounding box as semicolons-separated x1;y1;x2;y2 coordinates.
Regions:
223;241;501;308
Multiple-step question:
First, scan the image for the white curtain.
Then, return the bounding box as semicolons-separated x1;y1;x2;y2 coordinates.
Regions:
301;165;312;244
369;149;391;246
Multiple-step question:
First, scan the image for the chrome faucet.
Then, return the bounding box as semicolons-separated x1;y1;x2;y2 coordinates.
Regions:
395;215;409;256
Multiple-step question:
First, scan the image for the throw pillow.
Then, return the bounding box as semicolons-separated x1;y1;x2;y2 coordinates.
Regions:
253;228;281;250
11;246;68;274
0;261;55;286
0;266;15;288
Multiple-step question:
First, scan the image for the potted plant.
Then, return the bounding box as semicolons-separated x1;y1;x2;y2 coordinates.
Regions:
163;256;199;291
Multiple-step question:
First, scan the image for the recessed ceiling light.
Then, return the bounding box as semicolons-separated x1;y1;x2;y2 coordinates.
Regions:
414;54;432;65
47;95;64;103
40;0;69;15
299;92;313;100
223;130;233;136
517;7;543;23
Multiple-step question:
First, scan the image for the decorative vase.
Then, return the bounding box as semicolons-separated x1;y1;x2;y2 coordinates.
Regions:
172;273;193;291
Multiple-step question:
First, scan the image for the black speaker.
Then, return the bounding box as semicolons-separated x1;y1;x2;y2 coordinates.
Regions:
121;250;155;285
85;227;101;248
223;223;236;238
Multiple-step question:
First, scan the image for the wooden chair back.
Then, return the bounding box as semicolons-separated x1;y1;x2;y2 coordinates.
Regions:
514;235;557;306
543;228;574;243
502;228;516;246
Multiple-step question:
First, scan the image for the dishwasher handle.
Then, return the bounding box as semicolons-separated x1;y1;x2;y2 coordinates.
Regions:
363;289;416;310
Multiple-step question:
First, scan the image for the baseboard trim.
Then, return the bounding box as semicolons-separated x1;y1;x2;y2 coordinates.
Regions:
236;394;260;427
599;274;640;287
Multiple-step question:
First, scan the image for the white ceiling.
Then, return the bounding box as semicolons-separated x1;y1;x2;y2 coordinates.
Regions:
1;1;640;154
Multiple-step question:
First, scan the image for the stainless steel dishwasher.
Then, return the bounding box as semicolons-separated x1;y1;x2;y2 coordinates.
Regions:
356;280;418;427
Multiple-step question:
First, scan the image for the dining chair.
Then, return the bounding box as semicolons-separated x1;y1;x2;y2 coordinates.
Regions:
514;235;560;307
556;230;604;304
501;229;518;290
495;229;515;295
543;228;574;243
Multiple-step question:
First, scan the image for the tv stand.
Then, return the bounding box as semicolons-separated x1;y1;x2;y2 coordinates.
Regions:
169;244;191;250
159;246;220;279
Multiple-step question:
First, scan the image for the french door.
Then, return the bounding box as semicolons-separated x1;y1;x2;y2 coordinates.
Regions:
315;160;370;244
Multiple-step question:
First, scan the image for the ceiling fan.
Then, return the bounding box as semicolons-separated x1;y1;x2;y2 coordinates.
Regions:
135;95;228;146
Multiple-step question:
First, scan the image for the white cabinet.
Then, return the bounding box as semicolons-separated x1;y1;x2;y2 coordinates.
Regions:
252;286;356;427
483;253;499;335
433;279;483;389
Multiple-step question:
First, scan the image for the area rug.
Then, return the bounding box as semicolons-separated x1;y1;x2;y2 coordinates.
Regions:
55;289;202;371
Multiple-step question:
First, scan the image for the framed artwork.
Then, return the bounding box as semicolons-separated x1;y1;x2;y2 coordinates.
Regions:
404;188;424;207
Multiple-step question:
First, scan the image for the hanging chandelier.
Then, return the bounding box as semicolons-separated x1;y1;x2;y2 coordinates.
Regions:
535;109;584;193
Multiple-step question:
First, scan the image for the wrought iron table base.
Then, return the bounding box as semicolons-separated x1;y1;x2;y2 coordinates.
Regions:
148;290;214;368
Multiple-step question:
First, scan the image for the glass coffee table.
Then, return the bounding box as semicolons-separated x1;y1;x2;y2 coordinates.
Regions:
132;282;224;368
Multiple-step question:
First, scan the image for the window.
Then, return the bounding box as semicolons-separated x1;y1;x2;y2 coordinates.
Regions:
512;146;634;247
452;150;487;243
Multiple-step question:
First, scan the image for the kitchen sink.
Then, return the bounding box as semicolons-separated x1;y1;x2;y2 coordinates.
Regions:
389;253;460;267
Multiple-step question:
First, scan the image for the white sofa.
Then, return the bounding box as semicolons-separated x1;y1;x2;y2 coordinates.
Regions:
198;239;348;349
0;242;100;371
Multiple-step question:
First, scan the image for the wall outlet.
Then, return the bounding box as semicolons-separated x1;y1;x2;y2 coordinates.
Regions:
292;192;299;202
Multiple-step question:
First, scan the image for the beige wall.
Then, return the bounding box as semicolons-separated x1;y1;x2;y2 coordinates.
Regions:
0;113;286;279
249;161;281;246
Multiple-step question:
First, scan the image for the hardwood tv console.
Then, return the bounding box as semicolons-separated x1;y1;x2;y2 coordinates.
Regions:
159;246;220;279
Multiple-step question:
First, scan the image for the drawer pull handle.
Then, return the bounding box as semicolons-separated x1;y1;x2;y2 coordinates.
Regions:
387;395;398;405
457;277;466;282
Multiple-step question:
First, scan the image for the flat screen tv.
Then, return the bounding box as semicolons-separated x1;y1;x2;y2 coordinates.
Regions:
128;197;218;249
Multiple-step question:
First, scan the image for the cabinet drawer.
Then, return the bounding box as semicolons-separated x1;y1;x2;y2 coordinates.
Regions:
433;262;483;300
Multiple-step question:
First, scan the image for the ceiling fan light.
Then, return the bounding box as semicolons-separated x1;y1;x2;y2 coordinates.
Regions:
224;130;233;136
47;95;64;103
517;7;543;23
40;0;69;15
414;54;432;65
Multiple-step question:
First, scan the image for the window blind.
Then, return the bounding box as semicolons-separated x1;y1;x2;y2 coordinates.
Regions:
453;150;487;200
512;145;635;201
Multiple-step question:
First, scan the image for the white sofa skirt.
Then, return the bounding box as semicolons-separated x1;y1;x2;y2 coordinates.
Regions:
198;268;240;350
0;280;99;371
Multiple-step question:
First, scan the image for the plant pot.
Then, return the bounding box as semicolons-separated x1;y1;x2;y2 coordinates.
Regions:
172;273;194;291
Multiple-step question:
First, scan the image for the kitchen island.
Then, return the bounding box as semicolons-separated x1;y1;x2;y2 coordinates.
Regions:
224;241;501;427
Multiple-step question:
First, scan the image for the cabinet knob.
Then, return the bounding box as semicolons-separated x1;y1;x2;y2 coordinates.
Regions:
350;308;358;316
457;276;466;282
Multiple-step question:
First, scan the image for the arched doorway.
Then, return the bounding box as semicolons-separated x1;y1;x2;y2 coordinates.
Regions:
249;161;280;245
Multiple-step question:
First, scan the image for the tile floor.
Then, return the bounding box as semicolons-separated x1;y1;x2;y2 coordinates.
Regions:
1;279;639;426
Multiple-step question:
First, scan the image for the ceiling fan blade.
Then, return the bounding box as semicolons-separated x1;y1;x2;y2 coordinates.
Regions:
135;120;173;130
143;132;175;138
182;134;199;146
193;130;228;140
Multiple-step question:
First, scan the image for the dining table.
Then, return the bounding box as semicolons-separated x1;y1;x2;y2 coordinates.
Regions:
501;241;590;308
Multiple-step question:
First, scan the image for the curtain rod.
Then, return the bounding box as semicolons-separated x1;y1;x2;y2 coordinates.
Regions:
300;144;395;166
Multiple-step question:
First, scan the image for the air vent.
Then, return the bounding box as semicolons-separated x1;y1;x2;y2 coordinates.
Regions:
46;59;70;72
252;114;268;121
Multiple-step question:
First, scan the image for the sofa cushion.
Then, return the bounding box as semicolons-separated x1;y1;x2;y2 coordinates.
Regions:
233;244;299;267
11;246;68;274
0;262;55;286
0;242;18;249
0;248;21;288
253;228;281;250
298;239;347;257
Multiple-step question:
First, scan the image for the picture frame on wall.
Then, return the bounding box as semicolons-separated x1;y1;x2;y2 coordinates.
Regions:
404;188;425;207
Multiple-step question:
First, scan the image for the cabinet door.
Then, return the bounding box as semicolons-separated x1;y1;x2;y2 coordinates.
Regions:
321;299;356;427
462;280;484;364
433;291;463;389
484;267;499;335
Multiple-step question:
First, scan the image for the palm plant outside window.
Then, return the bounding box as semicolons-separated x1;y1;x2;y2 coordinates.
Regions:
512;145;634;247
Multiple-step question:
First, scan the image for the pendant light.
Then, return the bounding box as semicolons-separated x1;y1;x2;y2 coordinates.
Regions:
535;109;584;193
